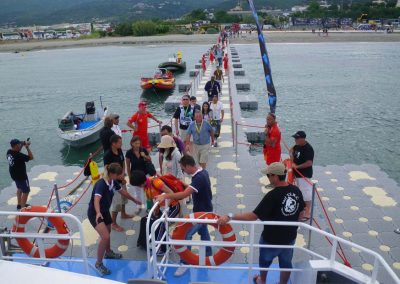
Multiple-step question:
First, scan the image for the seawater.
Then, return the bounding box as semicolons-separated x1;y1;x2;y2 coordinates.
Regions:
0;43;399;191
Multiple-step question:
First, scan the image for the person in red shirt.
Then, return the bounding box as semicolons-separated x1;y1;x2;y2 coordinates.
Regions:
209;47;215;64
127;101;162;151
201;54;206;72
223;54;228;71
263;113;281;165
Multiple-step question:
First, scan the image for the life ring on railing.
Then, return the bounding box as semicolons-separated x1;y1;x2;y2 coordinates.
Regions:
283;158;295;184
12;206;70;258
172;212;236;266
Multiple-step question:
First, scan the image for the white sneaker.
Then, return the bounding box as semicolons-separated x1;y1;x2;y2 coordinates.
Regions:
174;266;188;277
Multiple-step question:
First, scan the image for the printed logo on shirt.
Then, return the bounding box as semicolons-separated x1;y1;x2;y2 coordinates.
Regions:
281;192;300;216
7;154;14;167
295;151;301;159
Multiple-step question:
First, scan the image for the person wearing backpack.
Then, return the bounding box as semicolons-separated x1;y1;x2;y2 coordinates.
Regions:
131;170;183;255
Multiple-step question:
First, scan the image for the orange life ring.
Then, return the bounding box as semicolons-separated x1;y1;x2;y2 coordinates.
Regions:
283;158;295;184
12;205;70;258
172;212;236;266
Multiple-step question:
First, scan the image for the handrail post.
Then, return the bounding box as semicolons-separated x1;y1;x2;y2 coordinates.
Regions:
248;223;256;284
307;183;316;250
54;183;61;213
371;257;380;283
330;239;338;266
235;120;238;155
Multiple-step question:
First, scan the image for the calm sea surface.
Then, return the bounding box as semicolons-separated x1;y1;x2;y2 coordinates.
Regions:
0;43;399;191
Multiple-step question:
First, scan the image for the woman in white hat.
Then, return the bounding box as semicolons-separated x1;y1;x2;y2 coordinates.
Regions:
158;135;183;179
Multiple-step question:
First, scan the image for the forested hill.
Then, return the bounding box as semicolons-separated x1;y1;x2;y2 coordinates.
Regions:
0;0;371;26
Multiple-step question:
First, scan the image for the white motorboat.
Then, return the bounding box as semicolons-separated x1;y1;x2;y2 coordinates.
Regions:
57;101;108;147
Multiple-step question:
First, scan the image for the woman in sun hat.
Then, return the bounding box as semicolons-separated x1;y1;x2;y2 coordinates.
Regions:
158;135;182;179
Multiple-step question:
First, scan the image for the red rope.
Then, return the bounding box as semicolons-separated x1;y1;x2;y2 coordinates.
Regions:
57;146;102;190
66;181;92;213
281;137;351;267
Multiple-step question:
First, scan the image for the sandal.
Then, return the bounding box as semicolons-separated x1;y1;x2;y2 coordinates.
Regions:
299;217;310;222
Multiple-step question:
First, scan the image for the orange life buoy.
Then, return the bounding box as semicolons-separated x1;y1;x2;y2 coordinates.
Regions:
283;158;295;184
12;205;70;258
172;212;236;266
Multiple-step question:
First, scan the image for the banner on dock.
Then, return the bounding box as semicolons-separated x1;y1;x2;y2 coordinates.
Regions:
247;0;277;113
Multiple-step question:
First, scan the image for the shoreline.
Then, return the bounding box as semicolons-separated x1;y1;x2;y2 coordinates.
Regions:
1;31;400;53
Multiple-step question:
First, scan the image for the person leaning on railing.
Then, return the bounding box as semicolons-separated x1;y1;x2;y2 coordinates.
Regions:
218;162;305;284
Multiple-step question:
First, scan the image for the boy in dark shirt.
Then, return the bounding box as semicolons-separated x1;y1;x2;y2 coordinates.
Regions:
156;154;213;276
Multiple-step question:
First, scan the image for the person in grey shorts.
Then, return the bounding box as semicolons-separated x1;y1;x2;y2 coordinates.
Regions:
185;111;214;169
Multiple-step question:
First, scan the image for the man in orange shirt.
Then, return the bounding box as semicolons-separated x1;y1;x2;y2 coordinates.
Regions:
263;113;281;165
127;101;162;151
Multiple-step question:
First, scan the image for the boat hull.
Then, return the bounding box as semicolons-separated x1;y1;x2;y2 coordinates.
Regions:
140;78;175;90
57;110;108;147
158;61;186;72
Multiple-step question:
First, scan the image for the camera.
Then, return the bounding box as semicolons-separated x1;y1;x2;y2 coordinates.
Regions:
22;138;31;146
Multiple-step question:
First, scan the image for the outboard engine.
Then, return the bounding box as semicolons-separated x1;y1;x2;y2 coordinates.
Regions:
85;101;96;121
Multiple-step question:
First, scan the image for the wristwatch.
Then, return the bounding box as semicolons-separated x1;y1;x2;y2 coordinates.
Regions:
228;213;234;220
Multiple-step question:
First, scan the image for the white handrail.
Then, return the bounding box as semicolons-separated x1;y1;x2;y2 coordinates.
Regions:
0;211;89;274
148;215;400;283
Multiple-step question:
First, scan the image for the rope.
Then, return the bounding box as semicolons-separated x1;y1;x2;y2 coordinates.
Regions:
233;120;351;266
280;136;350;267
65;181;92;213
57;146;102;190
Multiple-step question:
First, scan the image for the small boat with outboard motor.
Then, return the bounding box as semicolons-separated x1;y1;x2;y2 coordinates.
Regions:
140;68;175;90
57;100;108;147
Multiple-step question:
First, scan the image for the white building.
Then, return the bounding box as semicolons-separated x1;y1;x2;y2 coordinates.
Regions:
291;5;308;12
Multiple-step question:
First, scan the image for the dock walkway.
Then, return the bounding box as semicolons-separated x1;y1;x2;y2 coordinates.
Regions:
0;44;399;283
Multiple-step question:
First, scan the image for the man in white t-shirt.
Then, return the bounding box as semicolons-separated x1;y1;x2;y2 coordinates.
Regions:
110;113;122;137
209;94;224;147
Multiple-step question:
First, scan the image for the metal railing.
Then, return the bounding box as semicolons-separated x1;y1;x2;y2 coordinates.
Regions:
147;204;400;284
0;211;90;274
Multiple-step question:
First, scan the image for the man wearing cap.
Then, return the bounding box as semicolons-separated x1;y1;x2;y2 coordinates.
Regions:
7;139;34;210
218;162;305;284
110;113;122;137
127;101;162;151
290;131;314;220
263;113;281;165
173;95;195;141
204;76;221;102
185;111;214;169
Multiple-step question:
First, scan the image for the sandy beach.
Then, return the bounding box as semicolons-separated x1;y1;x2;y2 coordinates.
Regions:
0;31;399;53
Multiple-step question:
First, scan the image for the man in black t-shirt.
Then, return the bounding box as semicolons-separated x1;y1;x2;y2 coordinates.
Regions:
156;154;213;277
218;162;304;284
100;116;116;153
290;130;314;220
104;135;135;232
6;139;34;210
173;94;195;141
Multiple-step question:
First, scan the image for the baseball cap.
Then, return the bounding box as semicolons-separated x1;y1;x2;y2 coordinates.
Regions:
292;131;306;139
109;113;119;120
261;162;286;176
157;135;176;149
10;139;22;146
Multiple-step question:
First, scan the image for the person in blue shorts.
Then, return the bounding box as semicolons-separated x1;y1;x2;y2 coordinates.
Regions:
6;138;34;210
218;162;305;284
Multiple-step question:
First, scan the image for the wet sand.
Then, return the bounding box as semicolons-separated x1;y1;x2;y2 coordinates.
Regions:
0;31;399;53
